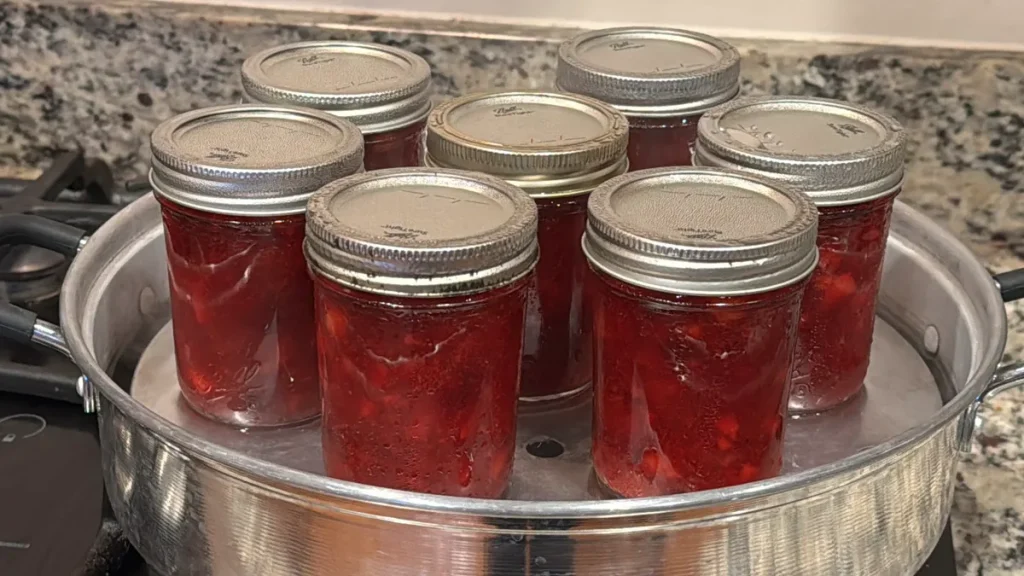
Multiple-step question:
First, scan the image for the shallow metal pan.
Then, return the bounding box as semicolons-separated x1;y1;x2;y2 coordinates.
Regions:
0;194;1022;575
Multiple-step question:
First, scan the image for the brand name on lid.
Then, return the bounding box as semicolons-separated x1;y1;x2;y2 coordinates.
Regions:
299;54;336;67
493;106;534;117
205;147;250;162
609;41;645;52
827;122;867;138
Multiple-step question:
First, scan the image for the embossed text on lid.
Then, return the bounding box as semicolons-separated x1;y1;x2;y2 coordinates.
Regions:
242;41;433;134
149;104;364;216
584;167;819;296
695;96;907;206
556;27;740;117
305;168;538;297
426;91;628;197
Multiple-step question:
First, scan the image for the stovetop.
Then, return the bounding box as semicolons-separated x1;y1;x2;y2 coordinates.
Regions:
0;153;961;576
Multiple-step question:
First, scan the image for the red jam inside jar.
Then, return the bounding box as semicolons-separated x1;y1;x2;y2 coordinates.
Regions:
304;169;539;496
789;194;897;412
314;276;529;497
521;193;592;400
591;270;806;496
425;90;629;401
584;167;818;497
362;119;427;170
625;114;700;170
159;199;320;426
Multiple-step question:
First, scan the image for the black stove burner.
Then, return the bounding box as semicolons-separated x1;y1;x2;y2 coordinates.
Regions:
0;150;121;310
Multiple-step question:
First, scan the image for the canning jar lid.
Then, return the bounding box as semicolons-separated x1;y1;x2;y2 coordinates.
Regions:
556;27;740;117
425;91;629;198
695;96;907;207
305;168;539;297
149;104;364;217
241;41;433;134
584;167;819;296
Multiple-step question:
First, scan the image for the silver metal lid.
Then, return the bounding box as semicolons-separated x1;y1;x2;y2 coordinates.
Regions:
556;27;740;117
425;91;629;198
241;41;433;134
149;104;364;217
305;168;539;297
695;96;907;207
584;167;819;296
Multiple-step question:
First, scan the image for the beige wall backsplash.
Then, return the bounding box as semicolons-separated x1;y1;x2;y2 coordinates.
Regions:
153;0;1024;50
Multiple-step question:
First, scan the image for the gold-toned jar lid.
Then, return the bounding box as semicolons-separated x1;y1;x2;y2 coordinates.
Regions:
426;91;629;197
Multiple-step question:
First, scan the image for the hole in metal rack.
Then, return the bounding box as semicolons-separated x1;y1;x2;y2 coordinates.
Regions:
525;437;565;459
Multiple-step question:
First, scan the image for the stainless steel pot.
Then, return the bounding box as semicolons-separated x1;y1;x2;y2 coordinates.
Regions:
1;194;1022;576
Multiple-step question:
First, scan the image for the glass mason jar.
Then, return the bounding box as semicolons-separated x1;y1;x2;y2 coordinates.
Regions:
149;104;364;427
556;27;740;171
695;96;907;413
242;41;432;170
304;168;538;497
585;167;819;497
425;91;629;402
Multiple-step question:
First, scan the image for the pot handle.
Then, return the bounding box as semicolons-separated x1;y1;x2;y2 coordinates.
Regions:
0;302;69;356
0;213;88;354
0;213;90;255
0;214;99;411
957;266;1024;450
0;300;101;413
995;269;1024;302
959;363;1024;451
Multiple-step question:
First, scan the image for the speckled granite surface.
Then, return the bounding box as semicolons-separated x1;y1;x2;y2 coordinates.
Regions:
0;1;1022;573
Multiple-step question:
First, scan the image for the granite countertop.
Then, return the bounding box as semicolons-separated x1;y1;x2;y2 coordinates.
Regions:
0;0;1022;573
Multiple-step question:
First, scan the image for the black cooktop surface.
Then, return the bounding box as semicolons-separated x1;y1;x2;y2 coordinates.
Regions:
0;392;104;575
